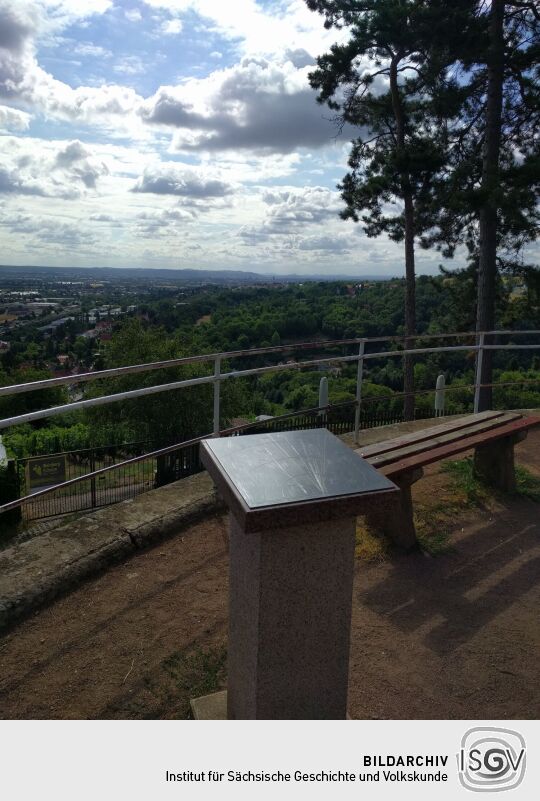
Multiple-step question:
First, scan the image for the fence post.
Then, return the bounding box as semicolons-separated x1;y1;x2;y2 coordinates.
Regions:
0;459;22;532
213;356;221;436
90;450;97;509
473;332;485;414
354;340;365;444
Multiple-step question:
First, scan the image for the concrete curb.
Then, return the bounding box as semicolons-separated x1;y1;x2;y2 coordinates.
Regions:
0;472;224;634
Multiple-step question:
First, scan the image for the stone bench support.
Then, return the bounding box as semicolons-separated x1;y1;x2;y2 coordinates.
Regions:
364;467;423;551
473;431;527;494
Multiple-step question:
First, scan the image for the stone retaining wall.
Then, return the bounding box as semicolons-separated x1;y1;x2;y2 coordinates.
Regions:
0;472;223;633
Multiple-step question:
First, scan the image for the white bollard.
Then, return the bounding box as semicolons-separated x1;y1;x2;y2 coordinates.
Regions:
435;374;446;417
318;376;328;416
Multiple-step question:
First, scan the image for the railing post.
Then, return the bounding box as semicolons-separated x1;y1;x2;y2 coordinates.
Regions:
354;340;365;444
90;451;97;509
0;458;22;530
474;332;485;414
213;356;221;436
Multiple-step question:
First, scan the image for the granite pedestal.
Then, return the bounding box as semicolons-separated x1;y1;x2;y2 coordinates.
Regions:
199;428;397;720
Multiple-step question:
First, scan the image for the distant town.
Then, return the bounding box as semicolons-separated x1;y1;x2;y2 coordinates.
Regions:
0;265;388;381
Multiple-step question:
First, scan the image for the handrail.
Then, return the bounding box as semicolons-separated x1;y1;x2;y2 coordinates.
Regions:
0;329;538;431
0;329;537;398
0;328;538;518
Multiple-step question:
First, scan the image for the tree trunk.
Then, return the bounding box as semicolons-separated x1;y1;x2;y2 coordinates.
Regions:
403;192;416;421
476;0;505;411
390;53;416;421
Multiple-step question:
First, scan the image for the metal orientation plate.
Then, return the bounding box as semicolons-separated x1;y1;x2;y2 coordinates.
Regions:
201;428;395;510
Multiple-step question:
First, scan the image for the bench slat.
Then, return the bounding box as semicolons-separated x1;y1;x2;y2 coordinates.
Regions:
366;412;522;468
357;410;508;460
379;416;540;479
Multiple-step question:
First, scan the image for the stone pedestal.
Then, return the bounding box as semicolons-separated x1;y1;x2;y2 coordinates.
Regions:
198;429;397;720
228;514;356;720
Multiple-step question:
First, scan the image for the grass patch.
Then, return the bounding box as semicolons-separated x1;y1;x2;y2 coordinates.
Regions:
442;457;540;503
415;518;453;556
414;458;488;555
355;519;390;562
162;645;227;719
97;644;227;720
515;465;540;502
441;457;489;505
349;460;538;563
355;459;487;560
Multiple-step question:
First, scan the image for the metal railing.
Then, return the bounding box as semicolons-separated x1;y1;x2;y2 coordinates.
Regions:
0;329;538;517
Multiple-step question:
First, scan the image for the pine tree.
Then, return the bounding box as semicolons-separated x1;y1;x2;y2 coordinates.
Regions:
423;2;539;409
306;0;462;419
308;2;539;414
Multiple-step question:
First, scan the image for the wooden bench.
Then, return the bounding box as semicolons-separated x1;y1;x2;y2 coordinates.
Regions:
355;410;540;551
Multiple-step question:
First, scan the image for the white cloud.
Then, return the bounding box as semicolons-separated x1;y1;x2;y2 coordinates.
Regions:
38;0;113;30
89;212;117;222
140;0;342;58
0;208;98;247
297;234;353;253
39;0;112;17
259;186;342;229
0;2;143;128
113;56;146;76
132;164;234;198
235;186;360;261
1;1;113;40
0;104;31;131
161;18;183;35
125;8;142;22
0;2;345;152
0;136;108;198
0;0;404;275
141;55;342;154
71;42;112;58
134;206;195;237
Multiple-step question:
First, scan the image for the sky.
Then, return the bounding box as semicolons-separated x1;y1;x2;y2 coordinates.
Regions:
0;0;464;276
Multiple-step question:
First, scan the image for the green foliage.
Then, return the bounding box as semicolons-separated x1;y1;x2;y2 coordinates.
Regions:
443;457;540;505
430;2;540;261
493;370;540;411
441;457;488;505
3;422;138;458
85;318;251;443
515;467;540;503
0;367;67;420
2;278;538;459
308;0;457;241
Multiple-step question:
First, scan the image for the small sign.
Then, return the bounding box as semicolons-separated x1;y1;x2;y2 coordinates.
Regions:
26;455;66;492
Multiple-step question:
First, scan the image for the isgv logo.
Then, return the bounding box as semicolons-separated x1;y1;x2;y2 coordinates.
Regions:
458;727;526;792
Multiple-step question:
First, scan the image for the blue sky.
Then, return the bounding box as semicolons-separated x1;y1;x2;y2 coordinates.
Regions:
0;0;462;275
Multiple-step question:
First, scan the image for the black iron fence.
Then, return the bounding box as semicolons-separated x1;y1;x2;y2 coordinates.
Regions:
235;405;405;437
15;441;154;522
7;404;421;523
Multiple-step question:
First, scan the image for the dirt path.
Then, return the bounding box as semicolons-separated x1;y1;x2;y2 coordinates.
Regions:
1;436;539;720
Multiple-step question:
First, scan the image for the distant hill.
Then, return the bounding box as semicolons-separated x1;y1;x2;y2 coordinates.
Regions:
0;265;388;284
